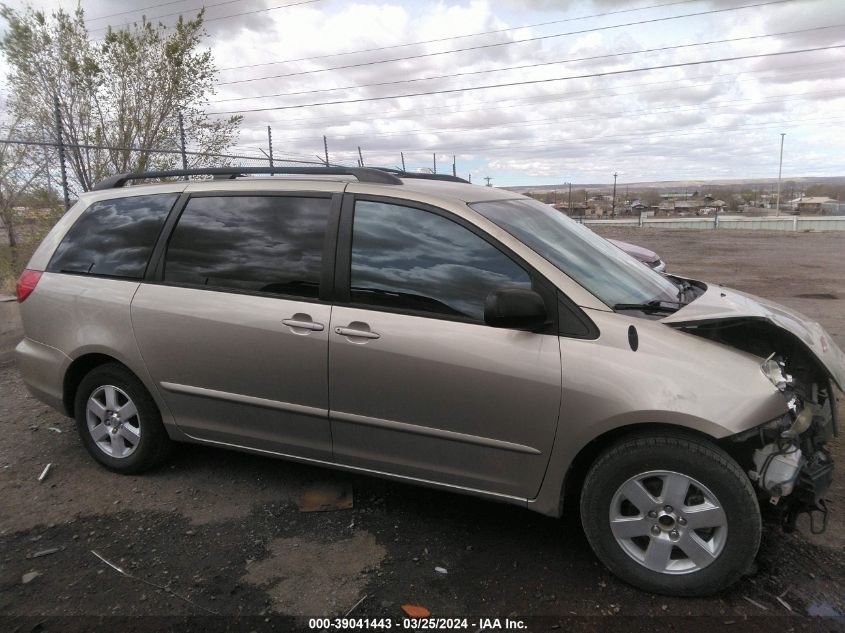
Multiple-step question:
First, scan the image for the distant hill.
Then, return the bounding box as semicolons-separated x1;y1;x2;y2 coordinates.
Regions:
504;175;845;194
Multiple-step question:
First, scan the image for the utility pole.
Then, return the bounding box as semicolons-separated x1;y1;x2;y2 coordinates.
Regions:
267;126;274;168
452;155;456;177
484;176;492;187
775;132;785;216
358;146;364;167
53;95;70;210
323;135;329;167
433;153;437;174
400;151;406;171
611;172;618;217
177;112;188;179
568;182;572;213
468;173;472;183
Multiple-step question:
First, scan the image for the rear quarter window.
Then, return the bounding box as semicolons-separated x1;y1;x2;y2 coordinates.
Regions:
47;193;179;279
163;195;332;299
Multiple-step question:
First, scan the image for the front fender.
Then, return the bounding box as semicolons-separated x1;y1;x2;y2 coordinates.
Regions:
529;308;786;517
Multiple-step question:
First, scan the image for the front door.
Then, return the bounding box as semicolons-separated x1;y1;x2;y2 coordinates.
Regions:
132;193;337;459
328;198;562;498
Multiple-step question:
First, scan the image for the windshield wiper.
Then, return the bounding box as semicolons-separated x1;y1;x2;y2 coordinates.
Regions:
613;300;682;313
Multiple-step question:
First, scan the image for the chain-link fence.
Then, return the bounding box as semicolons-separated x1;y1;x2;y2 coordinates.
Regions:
0;134;333;293
0;118;465;292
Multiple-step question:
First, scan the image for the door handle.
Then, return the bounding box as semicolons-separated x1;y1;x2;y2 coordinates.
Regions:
282;318;325;332
335;326;380;340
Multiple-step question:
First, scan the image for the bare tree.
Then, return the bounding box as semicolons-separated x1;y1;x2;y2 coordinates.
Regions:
0;117;48;250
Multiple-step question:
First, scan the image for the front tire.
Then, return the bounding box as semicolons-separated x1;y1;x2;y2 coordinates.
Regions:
74;363;172;474
580;433;760;596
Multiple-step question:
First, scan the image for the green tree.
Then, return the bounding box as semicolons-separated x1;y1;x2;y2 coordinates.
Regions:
638;190;661;206
0;4;242;193
571;189;588;204
806;184;845;200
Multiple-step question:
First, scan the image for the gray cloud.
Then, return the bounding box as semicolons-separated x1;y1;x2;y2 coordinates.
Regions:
4;0;841;182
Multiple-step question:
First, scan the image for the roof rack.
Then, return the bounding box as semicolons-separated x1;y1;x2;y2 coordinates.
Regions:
372;168;470;184
91;166;404;190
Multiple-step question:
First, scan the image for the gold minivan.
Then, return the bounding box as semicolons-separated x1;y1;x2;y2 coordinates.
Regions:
15;167;842;596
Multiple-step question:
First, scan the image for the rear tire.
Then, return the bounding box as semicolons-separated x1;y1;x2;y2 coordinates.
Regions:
580;432;760;596
74;363;172;474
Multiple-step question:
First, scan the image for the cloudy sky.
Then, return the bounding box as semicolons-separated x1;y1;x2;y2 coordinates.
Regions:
2;0;844;186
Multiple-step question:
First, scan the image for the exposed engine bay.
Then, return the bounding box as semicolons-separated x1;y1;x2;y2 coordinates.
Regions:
677;319;838;533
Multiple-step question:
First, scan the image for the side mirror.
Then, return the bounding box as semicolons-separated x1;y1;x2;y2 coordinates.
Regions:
484;287;548;331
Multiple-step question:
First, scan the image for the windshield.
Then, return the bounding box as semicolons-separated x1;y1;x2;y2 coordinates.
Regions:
471;198;680;307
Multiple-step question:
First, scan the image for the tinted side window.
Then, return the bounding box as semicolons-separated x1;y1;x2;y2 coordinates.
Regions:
48;193;178;279
350;201;531;321
164;196;331;299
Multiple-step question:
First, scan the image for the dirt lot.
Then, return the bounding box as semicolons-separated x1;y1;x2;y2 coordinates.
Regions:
1;229;844;632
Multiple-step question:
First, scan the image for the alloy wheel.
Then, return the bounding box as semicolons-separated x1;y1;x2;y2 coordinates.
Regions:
86;385;141;458
609;470;728;574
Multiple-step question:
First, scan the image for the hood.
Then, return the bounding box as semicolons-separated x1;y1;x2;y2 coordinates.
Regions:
607;238;660;264
662;282;845;392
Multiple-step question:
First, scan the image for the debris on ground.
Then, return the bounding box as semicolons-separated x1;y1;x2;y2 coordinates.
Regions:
401;604;431;618
434;566;448;574
47;427;62;433
344;595;367;617
298;484;353;512
775;595;793;612
742;596;768;611
21;571;40;584
91;550;218;615
27;547;62;559
37;463;52;482
91;550;126;575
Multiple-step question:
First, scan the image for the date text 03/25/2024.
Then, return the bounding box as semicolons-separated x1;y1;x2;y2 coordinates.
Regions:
308;618;527;630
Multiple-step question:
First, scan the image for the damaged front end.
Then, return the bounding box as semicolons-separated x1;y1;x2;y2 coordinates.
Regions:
678;318;838;533
738;361;836;533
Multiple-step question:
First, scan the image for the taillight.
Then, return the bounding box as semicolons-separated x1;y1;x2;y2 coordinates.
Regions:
16;269;42;303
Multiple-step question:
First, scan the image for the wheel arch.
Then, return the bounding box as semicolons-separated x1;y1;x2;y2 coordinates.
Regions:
63;353;133;416
561;423;721;515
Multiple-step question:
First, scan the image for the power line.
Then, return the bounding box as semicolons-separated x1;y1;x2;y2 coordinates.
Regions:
85;0;212;22
209;44;845;114
436;115;845;154
269;89;845;142
218;0;794;85
324;115;845;166
210;24;844;103
0;137;323;164
274;90;845;141
258;92;845;149
238;60;841;128
230;100;845;161
88;0;321;33
217;0;704;71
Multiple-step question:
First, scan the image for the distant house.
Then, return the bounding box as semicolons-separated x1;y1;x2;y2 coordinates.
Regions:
796;197;840;214
629;200;648;214
673;196;726;215
555;202;588;215
660;192;695;200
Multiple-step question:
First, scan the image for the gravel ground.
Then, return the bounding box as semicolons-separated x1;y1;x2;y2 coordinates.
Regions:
1;228;844;632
